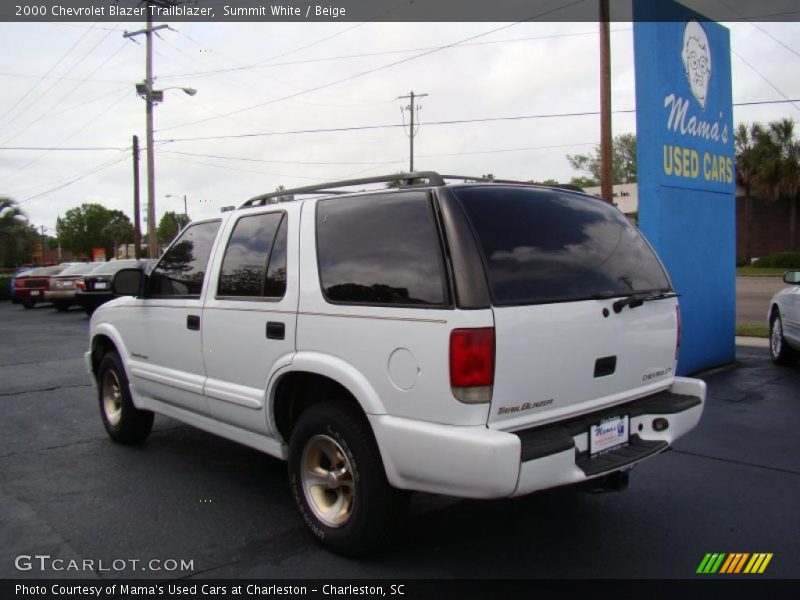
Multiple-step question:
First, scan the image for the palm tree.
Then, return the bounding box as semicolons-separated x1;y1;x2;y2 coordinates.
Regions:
770;119;800;251
735;123;761;262
737;119;800;253
0;197;30;267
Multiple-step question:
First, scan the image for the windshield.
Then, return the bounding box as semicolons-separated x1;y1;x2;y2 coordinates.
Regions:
453;186;671;306
93;260;140;275
58;263;98;276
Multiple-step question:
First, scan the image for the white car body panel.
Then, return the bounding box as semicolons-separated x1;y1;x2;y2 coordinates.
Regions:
86;185;707;504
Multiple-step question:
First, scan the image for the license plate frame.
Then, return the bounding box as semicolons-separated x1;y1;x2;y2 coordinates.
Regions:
29;290;40;296
94;282;109;290
589;415;630;456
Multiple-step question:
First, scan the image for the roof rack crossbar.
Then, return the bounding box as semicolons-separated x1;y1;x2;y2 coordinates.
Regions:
240;171;446;208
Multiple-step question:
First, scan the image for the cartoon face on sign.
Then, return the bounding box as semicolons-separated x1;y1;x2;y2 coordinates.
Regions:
682;20;712;109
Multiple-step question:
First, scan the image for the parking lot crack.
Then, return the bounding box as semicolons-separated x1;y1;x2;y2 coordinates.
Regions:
672;449;800;476
0;383;92;397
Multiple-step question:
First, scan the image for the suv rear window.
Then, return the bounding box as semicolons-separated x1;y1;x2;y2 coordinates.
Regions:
453;186;671;305
316;192;448;307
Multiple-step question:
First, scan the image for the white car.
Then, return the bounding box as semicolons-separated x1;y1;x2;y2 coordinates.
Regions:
85;172;706;555
768;270;800;365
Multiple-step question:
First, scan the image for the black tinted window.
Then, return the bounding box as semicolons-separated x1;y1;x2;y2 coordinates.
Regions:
453;186;670;305
218;212;286;298
264;216;287;297
316;192;447;306
148;220;221;297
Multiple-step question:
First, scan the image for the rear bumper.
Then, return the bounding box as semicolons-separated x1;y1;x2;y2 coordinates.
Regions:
13;289;45;302
76;292;113;310
44;290;76;301
369;377;705;499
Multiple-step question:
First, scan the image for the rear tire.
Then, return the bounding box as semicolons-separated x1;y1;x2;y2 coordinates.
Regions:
770;312;798;366
288;401;408;556
54;302;70;312
22;301;34;309
97;351;154;444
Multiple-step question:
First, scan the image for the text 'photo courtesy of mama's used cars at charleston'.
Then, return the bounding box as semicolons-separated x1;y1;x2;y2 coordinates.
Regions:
84;173;706;556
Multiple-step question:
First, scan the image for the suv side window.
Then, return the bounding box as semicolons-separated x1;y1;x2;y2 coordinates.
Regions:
147;220;221;297
217;212;287;299
316;192;448;307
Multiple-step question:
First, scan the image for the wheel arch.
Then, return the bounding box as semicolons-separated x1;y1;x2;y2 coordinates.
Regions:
270;352;386;446
89;325;129;378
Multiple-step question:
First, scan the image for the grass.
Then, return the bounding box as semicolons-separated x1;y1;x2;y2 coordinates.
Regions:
736;323;769;338
736;267;788;277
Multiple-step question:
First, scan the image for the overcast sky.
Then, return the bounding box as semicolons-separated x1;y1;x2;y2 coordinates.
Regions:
1;16;799;235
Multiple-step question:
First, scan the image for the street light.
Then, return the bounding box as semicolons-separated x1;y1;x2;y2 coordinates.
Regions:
135;82;197;258
165;193;188;220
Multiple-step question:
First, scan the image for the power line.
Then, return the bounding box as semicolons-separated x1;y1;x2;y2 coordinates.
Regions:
732;50;800;112
159;150;400;166
158;141;600;168
159;27;632;81
155;98;800;144
16;152;130;205
0;38;129;147
157;0;586;132
0;23;99;129
0;88;131;184
0;146;128;151
0;26;121;140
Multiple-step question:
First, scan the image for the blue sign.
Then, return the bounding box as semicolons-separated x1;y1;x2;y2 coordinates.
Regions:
634;0;735;374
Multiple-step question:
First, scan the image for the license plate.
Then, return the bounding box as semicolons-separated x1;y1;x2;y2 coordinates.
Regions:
29;290;40;296
589;415;629;456
94;282;108;290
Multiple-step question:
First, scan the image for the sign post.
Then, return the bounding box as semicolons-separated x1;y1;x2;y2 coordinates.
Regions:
634;1;736;374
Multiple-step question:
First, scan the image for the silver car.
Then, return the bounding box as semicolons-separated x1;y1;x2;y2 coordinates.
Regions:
769;270;800;365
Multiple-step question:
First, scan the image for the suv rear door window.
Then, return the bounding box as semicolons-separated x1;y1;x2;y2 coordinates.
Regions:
316;192;448;306
217;212;287;298
453;186;671;305
147;220;221;297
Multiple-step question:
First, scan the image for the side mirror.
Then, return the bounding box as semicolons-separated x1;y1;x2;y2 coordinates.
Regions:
783;271;800;285
113;268;145;296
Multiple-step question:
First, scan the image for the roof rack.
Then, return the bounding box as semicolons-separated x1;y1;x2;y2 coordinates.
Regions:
240;171;447;208
239;171;585;208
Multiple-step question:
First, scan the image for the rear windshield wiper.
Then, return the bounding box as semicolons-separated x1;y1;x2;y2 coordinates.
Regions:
612;291;678;313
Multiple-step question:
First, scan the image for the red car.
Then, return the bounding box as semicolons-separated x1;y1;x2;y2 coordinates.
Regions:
13;265;66;308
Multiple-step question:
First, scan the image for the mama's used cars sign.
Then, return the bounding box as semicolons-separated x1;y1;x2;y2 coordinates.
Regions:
634;0;735;374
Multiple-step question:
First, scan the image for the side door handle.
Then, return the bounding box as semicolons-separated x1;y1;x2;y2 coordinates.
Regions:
266;321;285;340
187;315;200;331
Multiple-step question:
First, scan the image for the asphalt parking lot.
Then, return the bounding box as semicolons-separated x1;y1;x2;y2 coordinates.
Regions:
1;301;799;580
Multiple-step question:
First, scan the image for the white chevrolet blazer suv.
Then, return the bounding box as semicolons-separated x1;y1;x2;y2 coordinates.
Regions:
85;172;706;555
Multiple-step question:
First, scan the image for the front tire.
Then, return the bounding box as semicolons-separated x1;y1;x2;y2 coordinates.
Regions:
770;312;798;366
97;351;154;444
288;402;408;556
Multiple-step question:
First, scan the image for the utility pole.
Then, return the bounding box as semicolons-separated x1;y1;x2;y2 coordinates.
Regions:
398;91;428;172
124;2;170;259
599;0;614;204
132;135;142;259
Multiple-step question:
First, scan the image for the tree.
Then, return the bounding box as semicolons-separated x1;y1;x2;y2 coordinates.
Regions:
57;203;133;259
0;197;38;267
567;133;638;185
157;211;191;245
738;119;800;252
102;213;135;258
735;122;765;262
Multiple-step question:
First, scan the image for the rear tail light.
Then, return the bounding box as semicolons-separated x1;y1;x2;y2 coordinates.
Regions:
76;279;85;290
449;328;494;404
676;305;682;361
